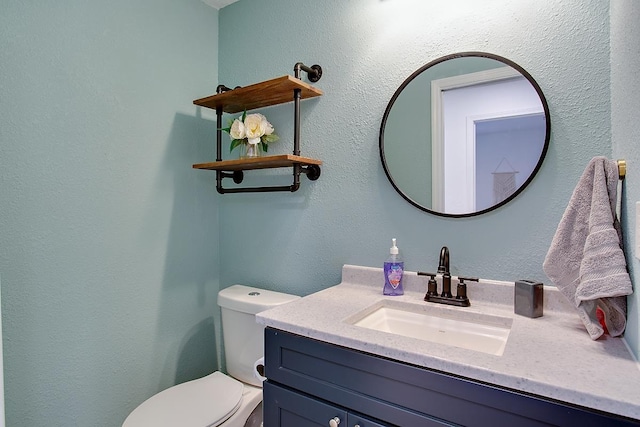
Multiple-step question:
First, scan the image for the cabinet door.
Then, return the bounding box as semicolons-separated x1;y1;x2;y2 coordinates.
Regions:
264;381;347;427
264;381;445;427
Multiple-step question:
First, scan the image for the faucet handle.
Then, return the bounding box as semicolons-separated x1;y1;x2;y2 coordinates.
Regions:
417;271;437;277
456;282;468;301
455;276;477;306
418;272;439;299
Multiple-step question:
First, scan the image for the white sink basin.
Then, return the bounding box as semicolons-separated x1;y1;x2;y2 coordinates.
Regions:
347;301;512;356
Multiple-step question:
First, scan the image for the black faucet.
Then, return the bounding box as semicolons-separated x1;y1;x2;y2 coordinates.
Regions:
418;246;477;307
437;246;452;298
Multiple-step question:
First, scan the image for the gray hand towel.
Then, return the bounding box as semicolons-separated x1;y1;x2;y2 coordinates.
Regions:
543;157;632;340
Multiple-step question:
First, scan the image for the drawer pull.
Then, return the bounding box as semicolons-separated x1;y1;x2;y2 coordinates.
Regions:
329;416;341;427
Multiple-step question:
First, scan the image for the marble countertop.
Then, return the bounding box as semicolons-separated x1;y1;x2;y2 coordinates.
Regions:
256;265;640;420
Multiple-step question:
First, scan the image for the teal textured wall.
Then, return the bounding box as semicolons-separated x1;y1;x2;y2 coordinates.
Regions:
0;0;220;425
611;0;640;360
218;0;638;357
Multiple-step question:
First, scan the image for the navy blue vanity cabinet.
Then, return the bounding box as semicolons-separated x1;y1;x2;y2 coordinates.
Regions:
263;328;640;427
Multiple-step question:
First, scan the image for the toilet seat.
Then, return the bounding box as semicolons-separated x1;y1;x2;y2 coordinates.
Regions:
122;371;244;427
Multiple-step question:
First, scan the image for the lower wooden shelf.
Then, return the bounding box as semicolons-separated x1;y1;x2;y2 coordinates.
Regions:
192;155;322;172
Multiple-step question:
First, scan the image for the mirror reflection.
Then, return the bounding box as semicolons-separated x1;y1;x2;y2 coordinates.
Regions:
380;52;550;217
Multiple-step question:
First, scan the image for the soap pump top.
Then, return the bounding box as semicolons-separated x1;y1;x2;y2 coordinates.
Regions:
390;238;399;256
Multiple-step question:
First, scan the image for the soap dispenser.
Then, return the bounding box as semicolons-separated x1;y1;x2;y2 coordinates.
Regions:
383;238;404;296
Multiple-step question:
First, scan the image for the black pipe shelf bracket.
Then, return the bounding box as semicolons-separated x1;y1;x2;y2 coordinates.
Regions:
192;62;324;194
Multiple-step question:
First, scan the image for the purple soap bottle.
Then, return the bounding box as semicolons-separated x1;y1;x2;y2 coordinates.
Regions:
383;238;404;296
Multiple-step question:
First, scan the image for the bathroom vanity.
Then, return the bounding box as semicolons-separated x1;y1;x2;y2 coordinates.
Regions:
257;265;640;426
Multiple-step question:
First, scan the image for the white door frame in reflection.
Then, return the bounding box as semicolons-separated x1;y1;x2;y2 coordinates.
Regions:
431;67;544;214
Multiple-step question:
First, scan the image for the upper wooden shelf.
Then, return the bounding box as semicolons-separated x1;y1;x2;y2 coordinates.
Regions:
193;76;323;114
193;155;322;172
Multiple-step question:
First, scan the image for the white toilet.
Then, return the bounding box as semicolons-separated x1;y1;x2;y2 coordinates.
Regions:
123;285;300;427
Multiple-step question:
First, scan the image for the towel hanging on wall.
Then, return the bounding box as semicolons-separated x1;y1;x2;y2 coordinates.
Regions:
543;156;632;340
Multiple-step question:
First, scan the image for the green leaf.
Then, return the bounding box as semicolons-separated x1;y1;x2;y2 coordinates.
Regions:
241;110;247;122
261;142;268;153
229;139;243;152
219;118;234;133
262;134;279;144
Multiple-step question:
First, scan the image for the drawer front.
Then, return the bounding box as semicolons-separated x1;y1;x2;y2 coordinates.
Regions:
347;413;388;427
265;328;640;427
264;381;416;427
264;381;347;427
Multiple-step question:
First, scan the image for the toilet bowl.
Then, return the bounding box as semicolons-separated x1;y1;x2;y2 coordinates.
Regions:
122;285;299;427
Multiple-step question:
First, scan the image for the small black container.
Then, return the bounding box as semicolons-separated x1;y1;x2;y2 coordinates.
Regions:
514;280;544;318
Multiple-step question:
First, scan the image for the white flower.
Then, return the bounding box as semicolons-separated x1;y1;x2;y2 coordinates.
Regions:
243;113;268;145
224;111;278;154
229;118;245;140
262;115;275;136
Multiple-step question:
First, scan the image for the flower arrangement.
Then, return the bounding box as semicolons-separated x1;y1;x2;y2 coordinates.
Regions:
222;111;279;155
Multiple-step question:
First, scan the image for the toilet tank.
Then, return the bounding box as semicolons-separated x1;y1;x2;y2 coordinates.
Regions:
217;285;300;387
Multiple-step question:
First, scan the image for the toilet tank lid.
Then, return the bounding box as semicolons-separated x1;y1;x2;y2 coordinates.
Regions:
218;284;300;314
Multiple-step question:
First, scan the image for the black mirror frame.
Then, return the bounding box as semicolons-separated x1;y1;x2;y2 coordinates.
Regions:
379;51;551;218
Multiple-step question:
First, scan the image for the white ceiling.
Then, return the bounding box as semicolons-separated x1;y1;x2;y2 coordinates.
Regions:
201;0;240;9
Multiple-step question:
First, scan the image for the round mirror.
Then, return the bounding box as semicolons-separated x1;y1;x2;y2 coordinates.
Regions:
380;52;550;218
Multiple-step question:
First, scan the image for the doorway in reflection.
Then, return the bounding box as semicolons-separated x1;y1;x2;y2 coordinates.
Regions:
438;73;546;214
475;114;545;211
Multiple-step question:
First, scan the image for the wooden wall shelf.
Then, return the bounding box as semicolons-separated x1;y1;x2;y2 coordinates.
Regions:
193;155;322;172
193;75;323;114
192;63;323;194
